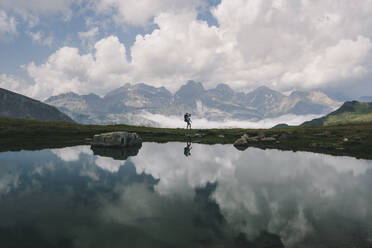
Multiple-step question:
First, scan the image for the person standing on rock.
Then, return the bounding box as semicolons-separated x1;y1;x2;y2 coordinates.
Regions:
184;113;192;129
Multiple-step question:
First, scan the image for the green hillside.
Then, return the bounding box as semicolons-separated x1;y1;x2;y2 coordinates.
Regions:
302;101;372;126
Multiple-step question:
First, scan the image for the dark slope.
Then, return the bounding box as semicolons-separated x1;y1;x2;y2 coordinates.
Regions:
0;88;74;122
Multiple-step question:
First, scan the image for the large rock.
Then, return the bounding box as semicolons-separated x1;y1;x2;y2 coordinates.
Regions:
92;132;142;147
234;133;278;151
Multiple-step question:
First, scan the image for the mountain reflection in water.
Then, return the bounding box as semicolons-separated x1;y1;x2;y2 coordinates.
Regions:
0;143;372;248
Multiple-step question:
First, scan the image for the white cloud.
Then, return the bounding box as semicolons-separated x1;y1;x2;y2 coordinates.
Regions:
0;74;32;95
14;0;372;99
0;0;78;17
0;3;70;32
282;36;372;88
93;0;200;26
79;26;99;39
0;10;17;41
0;74;21;92
26;35;131;99
27;30;42;41
139;112;323;129
78;26;99;48
130;11;227;91
94;156;123;173
26;30;54;47
51;145;93;162
0;174;19;195
210;0;372;90
51;145;124;173
132;0;372;92
0;0;87;29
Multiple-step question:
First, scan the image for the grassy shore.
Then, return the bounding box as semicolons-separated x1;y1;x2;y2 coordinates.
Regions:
1;117;372;160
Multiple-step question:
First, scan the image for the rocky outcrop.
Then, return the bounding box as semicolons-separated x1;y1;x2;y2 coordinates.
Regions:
233;133;278;150
92;132;142;147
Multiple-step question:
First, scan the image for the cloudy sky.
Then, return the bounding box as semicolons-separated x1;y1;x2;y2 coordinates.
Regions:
0;0;372;100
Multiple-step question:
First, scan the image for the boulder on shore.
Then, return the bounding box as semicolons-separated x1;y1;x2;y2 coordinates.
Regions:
233;133;278;150
92;132;142;147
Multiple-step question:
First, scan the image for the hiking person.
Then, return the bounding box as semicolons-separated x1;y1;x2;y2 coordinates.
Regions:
184;113;192;129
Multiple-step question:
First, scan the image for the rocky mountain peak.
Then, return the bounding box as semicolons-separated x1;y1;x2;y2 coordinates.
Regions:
250;85;283;96
181;80;204;91
255;85;273;91
245;86;284;111
290;90;308;98
85;93;102;100
46;92;80;102
215;83;234;94
207;83;235;101
174;80;205;106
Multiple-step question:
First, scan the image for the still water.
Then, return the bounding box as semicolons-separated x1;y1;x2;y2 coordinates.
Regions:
0;142;372;248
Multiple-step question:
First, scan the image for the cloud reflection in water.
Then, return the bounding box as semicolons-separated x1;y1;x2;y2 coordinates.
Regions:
1;143;372;247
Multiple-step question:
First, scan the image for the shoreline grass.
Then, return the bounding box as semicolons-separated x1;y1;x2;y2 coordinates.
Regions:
1;117;372;160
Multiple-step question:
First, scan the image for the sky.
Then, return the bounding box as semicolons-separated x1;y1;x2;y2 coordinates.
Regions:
0;0;372;100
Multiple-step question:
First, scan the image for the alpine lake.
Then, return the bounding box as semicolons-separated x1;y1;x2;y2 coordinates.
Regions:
1;142;372;248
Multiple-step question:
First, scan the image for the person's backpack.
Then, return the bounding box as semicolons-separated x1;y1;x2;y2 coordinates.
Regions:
184;113;188;122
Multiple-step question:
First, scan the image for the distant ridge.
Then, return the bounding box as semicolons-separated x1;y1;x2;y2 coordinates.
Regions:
301;101;372;126
45;81;341;125
271;123;290;129
0;88;74;122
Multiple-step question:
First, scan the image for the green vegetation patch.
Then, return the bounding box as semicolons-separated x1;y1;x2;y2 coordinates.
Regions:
325;113;372;125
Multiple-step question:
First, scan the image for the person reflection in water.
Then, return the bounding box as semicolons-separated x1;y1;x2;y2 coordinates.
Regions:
184;140;192;157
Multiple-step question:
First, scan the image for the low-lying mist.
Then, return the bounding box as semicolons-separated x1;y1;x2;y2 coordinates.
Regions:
140;112;323;129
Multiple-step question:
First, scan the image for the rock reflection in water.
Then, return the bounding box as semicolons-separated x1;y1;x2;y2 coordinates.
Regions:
91;145;141;160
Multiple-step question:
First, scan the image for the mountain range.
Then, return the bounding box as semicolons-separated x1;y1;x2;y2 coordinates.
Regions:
45;81;341;126
0;88;73;123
